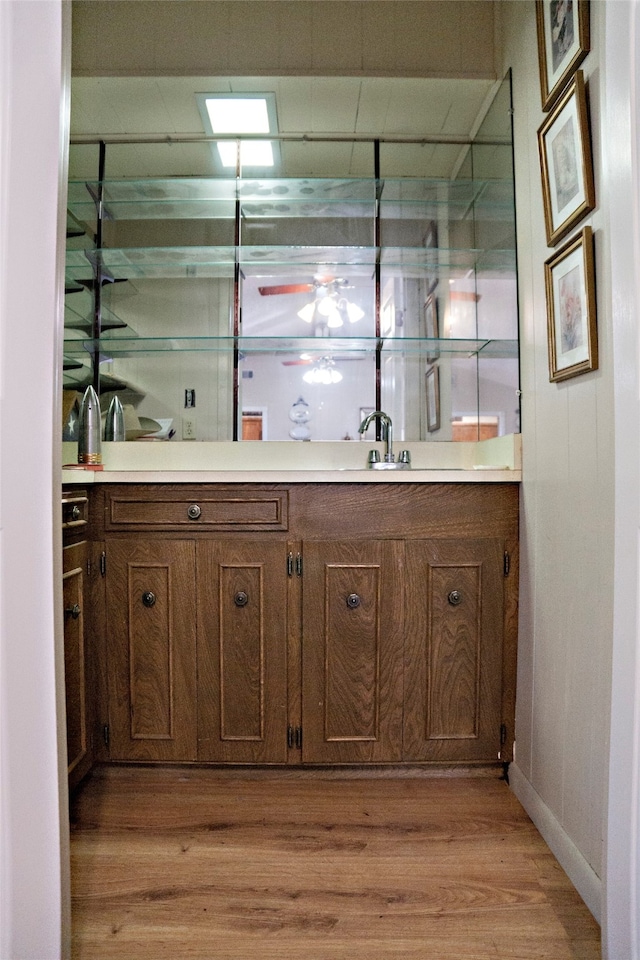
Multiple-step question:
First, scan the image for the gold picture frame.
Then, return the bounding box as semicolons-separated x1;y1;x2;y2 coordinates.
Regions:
425;364;440;433
545;226;597;382
538;71;595;246
423;293;439;362
536;0;590;112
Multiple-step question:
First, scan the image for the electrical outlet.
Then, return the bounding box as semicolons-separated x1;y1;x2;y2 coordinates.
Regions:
182;416;196;440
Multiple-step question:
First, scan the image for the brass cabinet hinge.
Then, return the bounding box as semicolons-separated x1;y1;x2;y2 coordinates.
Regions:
103;724;110;747
500;723;507;746
86;557;92;577
287;725;302;749
100;551;106;576
503;551;510;577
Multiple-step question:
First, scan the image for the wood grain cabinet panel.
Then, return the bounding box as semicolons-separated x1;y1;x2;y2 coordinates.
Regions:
106;540;197;761
63;540;90;789
197;541;288;763
403;539;504;762
302;540;404;764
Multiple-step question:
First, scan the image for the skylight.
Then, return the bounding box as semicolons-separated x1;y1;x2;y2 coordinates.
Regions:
217;140;274;168
196;93;278;170
205;97;270;134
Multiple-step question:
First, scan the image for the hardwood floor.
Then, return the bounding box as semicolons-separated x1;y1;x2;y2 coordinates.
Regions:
69;766;601;960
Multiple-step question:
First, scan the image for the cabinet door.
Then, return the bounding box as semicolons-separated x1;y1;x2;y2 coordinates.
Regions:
106;540;197;761
403;539;504;762
63;540;91;790
197;540;288;763
301;540;404;763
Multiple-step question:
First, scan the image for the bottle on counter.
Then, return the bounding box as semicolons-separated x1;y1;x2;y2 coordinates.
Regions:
77;385;102;464
104;395;125;441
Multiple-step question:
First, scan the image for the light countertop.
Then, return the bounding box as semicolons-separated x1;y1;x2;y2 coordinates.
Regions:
62;435;522;485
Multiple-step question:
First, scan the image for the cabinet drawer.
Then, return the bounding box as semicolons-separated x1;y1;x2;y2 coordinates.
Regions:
62;490;88;531
105;488;289;532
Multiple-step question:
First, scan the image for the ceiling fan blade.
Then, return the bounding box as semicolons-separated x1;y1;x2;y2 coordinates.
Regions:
281;355;365;366
258;283;315;296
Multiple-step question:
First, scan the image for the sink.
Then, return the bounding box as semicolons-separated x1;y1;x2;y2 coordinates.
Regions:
368;460;411;470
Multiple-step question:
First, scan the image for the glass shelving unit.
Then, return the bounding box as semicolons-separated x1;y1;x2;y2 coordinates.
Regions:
64;76;519;442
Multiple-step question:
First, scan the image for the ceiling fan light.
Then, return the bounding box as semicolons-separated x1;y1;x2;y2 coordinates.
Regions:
302;358;343;385
297;302;316;323
326;304;344;328
345;300;364;323
316;295;334;317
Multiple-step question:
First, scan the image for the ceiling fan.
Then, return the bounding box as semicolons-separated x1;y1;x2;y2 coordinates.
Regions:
281;352;365;367
257;275;348;297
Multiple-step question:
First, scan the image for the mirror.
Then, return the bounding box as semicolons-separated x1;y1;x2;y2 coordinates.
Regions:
64;75;519;443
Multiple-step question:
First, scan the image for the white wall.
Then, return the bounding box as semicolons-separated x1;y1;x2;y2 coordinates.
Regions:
500;0;614;926
600;2;640;957
0;2;70;957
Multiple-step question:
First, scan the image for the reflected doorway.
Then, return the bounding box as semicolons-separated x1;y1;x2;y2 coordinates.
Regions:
242;409;266;440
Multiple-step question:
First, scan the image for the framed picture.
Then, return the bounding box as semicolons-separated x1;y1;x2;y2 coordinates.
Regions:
425;365;440;433
423;221;439;295
538;71;595;246
423;294;439;362
544;226;597;382
536;0;590;111
359;406;375;441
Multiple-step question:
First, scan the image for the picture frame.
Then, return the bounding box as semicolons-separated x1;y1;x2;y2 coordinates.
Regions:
423;293;439;362
538;71;595;246
425;365;440;433
359;406;375;441
423;221;439;295
536;0;590;112
544;226;597;382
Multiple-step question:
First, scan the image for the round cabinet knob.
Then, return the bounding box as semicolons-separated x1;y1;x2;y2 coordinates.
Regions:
234;591;249;607
346;593;361;609
65;604;81;620
448;590;463;606
142;591;156;608
187;504;201;520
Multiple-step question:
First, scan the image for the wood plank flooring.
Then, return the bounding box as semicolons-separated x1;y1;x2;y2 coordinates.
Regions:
69;766;601;960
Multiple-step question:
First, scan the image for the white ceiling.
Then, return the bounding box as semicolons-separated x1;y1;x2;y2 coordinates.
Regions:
69;75;500;179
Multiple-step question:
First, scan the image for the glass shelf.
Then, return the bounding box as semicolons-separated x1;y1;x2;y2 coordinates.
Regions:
62;334;519;360
65;244;517;281
66;176;514;224
64;299;136;336
65;246;237;281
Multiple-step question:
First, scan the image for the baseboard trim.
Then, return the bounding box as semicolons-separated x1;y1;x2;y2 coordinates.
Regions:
509;762;602;923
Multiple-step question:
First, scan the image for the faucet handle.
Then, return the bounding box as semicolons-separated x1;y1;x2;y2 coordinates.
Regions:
367;449;381;465
398;449;411;464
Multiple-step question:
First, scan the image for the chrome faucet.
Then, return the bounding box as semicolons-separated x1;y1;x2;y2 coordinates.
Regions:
358;411;411;469
359;410;395;461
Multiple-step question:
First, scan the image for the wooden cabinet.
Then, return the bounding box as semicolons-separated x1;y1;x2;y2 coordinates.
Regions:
301;539;404;764
106;539;197;761
95;482;518;769
62;489;95;791
403;539;505;762
63;539;91;789
197;540;289;763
